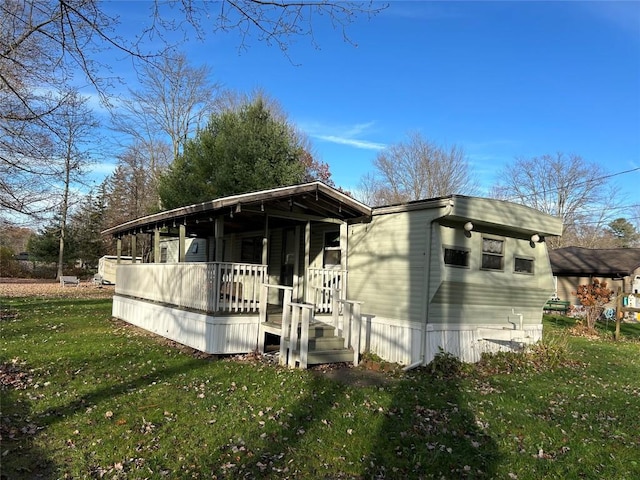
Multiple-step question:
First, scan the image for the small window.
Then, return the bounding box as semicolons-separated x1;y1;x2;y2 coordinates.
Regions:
323;231;341;267
514;257;534;274
481;237;504;271
160;246;168;263
444;247;470;268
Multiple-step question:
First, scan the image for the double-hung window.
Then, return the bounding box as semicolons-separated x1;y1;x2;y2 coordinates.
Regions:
481;237;504;271
323;231;341;267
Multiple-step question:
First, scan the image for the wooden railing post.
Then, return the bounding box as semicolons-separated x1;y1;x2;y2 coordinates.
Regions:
259;283;268;324
287;301;300;368
331;287;340;331
342;301;352;349
280;288;293;366
299;305;311;369
352;301;362;366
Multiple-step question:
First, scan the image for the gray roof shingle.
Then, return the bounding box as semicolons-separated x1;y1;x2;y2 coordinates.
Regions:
549;246;640;276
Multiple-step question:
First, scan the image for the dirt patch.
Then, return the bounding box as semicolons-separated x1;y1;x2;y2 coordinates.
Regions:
0;278;115;299
311;363;401;388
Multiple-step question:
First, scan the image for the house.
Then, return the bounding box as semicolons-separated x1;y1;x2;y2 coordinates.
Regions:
102;182;563;367
549;246;640;309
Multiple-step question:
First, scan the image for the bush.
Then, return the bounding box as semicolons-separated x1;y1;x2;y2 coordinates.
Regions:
0;247;29;277
426;348;466;380
476;336;571;375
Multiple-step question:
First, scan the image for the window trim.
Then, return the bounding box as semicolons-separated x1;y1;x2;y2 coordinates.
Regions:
443;245;471;269
480;235;505;271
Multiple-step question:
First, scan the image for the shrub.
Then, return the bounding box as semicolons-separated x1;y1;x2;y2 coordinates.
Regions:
476;336;571;375
573;279;613;332
426;348;465;380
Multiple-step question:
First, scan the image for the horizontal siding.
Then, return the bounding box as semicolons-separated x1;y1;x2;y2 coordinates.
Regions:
348;210;432;323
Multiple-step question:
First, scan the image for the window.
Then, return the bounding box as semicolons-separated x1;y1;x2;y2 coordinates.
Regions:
241;236;263;264
514;257;534;274
444;247;470;268
323;231;341;267
160;246;168;263
481;237;504;270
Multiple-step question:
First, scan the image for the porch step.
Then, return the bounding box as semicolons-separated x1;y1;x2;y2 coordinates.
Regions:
265;319;355;366
307;348;354;365
308;336;346;351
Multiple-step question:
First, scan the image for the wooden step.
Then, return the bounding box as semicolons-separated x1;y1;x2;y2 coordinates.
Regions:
307;348;354;365
308;336;345;350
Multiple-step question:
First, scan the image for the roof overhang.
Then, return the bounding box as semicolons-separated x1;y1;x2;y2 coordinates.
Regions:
102;182;372;237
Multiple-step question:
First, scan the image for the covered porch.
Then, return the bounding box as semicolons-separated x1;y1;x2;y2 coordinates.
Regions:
104;183;372;367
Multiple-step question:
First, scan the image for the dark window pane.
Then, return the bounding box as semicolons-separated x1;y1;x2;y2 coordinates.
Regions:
444;248;469;267
515;257;534;273
323;249;341;266
482;254;503;270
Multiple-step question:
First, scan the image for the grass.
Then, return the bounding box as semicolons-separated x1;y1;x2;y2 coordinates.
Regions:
1;296;640;479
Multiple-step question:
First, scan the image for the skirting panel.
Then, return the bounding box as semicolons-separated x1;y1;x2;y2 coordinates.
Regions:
112;295;259;354
359;316;543;366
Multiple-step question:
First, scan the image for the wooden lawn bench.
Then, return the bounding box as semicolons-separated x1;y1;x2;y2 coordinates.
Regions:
60;275;80;287
544;299;570;315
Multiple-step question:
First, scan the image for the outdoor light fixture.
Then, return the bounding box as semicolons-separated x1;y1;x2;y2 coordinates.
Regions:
529;233;543;248
463;221;474;238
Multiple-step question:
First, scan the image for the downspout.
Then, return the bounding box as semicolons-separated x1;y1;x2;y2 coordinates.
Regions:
404;198;455;371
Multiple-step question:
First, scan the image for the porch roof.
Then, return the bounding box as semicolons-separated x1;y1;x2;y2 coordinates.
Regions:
102;182;372;237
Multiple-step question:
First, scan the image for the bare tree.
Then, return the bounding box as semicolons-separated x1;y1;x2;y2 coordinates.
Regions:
113;52;219;161
491;153;623;248
359;132;478;206
1;0;385;217
49;90;99;278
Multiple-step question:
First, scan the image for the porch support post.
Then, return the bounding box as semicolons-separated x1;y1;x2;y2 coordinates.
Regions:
340;221;348;299
154;227;160;263
262;216;269;265
179;224;186;262
131;234;137;263
292;225;301;301
116;237;122;263
304;221;311;302
215;217;224;262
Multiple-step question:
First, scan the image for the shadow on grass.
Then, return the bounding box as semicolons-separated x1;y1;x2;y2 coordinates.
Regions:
367;370;500;479
1;369;55;480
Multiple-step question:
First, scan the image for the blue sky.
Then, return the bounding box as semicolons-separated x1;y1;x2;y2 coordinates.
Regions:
97;0;639;211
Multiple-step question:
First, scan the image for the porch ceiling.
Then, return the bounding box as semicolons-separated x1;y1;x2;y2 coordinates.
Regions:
102;182;372;237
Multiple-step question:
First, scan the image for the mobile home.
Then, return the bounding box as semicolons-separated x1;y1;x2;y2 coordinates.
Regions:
103;182;563;367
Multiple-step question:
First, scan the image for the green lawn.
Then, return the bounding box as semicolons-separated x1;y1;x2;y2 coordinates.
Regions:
1;296;639;479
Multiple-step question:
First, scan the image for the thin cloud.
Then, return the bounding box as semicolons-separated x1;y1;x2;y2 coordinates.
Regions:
314;135;386;150
301;120;387;151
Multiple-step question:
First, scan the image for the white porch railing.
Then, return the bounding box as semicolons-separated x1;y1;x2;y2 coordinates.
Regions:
115;262;267;313
307;267;346;313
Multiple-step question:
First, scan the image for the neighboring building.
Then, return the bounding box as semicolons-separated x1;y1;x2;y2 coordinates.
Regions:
98;255;142;284
158;238;208;263
548;247;640;305
102;182;563;366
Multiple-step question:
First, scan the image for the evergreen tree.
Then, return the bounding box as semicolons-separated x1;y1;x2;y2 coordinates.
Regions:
158;97;307;208
607;218;640;248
